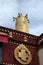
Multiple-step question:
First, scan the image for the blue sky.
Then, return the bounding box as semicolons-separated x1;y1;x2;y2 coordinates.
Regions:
0;0;43;36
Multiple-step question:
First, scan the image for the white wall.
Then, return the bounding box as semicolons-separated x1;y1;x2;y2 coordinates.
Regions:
38;48;43;65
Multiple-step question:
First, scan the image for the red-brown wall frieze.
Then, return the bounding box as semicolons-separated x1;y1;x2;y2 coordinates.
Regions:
0;26;43;65
0;26;38;45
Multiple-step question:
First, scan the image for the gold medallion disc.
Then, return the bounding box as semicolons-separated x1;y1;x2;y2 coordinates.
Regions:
14;44;32;65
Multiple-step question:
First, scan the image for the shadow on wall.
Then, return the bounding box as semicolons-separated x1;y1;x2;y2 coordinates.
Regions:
0;42;2;64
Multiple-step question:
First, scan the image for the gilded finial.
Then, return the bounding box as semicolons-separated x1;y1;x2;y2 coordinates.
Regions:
13;13;29;33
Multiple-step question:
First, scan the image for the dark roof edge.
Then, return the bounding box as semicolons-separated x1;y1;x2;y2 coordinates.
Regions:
37;33;43;39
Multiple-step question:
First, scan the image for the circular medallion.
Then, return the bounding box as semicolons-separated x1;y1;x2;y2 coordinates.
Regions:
14;44;32;65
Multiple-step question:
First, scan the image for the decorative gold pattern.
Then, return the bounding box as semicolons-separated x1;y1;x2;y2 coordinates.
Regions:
14;44;32;65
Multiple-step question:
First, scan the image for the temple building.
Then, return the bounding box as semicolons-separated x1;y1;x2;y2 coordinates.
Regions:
0;13;43;65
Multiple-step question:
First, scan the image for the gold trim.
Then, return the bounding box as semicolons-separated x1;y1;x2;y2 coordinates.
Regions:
9;32;13;37
24;36;27;42
0;32;8;36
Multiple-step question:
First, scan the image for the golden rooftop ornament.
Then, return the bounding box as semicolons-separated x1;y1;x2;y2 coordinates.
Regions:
13;13;29;33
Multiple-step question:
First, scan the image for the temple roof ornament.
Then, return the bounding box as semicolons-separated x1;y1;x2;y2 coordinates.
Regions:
13;13;29;33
